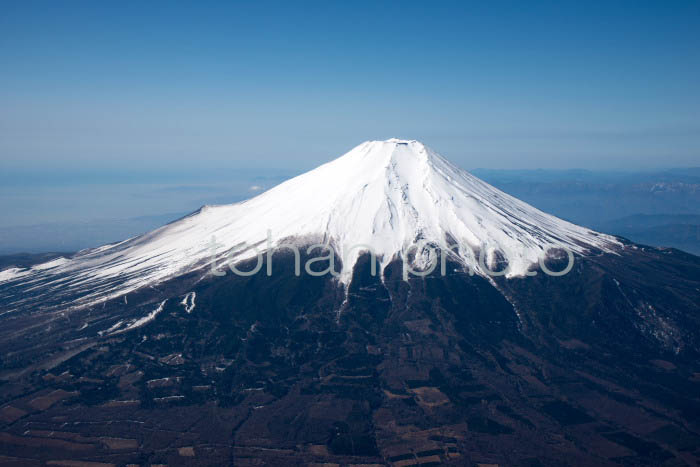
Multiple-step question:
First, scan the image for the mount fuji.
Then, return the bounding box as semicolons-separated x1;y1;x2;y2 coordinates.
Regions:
1;139;619;311
0;140;699;466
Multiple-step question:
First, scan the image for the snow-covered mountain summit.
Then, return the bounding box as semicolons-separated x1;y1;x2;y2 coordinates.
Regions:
0;139;619;308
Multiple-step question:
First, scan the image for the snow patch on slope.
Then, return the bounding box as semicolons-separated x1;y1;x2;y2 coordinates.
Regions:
119;300;167;333
31;257;69;271
0;268;30;283
180;292;196;314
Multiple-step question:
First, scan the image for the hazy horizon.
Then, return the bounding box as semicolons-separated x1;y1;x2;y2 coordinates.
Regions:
1;165;698;256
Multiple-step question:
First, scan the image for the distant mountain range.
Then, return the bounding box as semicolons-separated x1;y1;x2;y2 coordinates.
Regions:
473;168;700;255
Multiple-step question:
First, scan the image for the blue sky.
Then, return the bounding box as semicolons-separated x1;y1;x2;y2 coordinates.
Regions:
1;0;698;174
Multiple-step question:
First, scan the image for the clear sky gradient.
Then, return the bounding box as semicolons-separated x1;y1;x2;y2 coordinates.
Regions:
1;0;699;173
